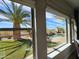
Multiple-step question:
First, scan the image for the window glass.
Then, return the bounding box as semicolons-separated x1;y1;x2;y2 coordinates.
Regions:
46;12;67;53
0;0;33;59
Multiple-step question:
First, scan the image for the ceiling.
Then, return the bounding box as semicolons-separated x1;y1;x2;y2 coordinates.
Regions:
66;0;79;8
13;0;79;8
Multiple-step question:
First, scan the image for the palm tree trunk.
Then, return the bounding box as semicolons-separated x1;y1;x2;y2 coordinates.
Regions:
27;30;32;39
13;20;21;40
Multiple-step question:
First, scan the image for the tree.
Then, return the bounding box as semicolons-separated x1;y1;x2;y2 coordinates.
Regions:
57;27;64;33
0;0;30;40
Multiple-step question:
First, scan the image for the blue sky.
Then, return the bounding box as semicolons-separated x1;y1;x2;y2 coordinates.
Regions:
0;0;66;29
46;12;66;29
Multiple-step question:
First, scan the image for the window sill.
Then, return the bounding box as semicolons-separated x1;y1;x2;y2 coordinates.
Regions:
47;43;71;59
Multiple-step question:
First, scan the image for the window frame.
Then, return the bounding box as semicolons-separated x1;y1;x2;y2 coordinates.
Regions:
70;19;77;43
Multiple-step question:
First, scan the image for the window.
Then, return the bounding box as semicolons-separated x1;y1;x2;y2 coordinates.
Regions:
46;11;68;53
0;0;33;59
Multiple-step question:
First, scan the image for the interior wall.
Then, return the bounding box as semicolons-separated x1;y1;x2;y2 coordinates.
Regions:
53;44;75;59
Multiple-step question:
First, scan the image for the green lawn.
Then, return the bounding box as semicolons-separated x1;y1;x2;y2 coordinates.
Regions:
0;39;32;59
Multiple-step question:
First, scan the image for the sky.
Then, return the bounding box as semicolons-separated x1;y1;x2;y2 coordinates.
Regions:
46;12;66;29
0;0;66;29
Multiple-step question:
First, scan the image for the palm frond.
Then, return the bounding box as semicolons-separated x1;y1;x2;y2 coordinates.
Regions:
11;2;18;16
22;22;31;28
0;9;8;14
20;11;30;18
2;0;13;14
11;2;15;13
0;9;13;19
14;5;23;20
17;5;23;14
22;20;31;26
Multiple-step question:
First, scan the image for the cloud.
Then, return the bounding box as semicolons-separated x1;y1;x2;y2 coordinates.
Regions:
46;12;56;18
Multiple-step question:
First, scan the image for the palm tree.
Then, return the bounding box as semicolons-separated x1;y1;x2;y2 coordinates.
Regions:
0;0;30;40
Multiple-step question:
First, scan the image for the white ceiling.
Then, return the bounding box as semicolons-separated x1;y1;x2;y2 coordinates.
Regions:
66;0;79;8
